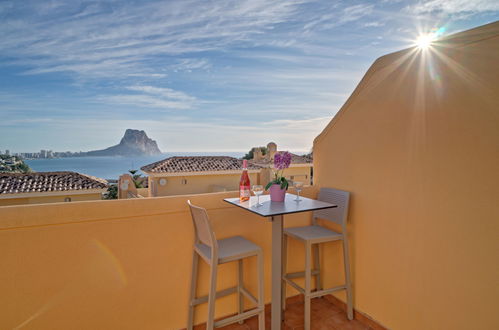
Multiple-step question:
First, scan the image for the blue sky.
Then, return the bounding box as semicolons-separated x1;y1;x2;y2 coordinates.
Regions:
1;0;497;153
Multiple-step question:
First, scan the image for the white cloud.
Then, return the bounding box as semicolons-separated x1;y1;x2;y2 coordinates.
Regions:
99;85;197;110
127;73;167;78
341;4;375;24
102;94;193;110
172;58;212;72
364;21;385;27
302;4;374;31
0;118;55;126
126;86;196;102
407;0;499;14
263;116;331;130
0;0;312;78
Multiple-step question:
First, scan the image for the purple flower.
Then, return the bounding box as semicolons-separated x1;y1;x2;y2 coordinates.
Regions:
274;151;292;170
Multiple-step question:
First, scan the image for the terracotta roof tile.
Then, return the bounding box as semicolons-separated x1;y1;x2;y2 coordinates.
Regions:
0;172;108;194
141;156;262;174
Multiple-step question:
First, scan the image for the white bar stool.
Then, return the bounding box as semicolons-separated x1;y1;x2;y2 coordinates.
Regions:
186;200;265;330
282;188;352;330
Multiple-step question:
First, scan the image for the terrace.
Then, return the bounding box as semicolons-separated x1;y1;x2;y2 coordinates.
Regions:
2;188;376;330
1;22;498;330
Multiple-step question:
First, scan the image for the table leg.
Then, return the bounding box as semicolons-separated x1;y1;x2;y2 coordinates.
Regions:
271;215;283;330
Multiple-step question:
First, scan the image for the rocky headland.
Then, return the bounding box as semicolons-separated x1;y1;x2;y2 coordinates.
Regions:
86;129;162;156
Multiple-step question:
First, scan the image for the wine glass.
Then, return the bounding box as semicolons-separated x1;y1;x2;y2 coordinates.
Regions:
252;185;264;206
293;181;304;201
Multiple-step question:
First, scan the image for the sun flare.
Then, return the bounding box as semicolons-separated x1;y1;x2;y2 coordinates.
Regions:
415;33;435;49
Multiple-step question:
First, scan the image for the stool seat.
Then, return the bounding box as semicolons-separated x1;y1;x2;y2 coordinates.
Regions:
196;236;262;264
284;225;342;244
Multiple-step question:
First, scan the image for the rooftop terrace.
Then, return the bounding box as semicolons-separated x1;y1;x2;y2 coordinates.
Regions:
1;22;498;330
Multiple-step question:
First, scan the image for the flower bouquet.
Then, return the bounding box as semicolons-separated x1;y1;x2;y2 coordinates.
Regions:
265;151;292;202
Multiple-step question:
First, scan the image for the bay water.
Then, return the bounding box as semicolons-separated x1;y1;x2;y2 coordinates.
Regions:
25;152;245;180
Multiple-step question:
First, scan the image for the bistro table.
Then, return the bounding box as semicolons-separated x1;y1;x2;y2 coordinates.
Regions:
224;193;337;330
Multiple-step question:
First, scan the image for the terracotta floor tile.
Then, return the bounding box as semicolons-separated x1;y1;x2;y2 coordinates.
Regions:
244;315;293;330
327;313;370;330
243;315;266;330
215;296;361;330
221;322;250;330
193;323;206;330
283;310;304;328
292;327;305;330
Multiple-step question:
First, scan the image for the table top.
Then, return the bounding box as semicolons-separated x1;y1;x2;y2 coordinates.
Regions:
224;193;337;217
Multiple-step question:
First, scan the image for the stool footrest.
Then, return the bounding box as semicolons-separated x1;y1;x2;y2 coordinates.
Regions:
214;307;263;328
286;269;320;279
309;285;346;298
191;286;237;306
283;277;305;294
283;274;347;298
240;287;258;305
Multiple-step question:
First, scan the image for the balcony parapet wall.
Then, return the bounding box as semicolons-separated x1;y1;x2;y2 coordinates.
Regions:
1;187;322;329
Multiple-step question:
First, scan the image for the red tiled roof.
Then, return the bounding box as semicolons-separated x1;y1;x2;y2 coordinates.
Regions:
0;171;108;194
141;156;262;174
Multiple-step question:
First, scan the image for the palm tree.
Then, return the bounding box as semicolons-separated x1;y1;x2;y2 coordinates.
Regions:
128;169;144;188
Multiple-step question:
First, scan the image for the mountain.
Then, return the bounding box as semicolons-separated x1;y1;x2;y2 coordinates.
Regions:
86;129;162;156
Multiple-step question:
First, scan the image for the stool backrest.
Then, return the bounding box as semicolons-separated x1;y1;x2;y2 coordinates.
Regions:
313;188;350;228
187;200;217;249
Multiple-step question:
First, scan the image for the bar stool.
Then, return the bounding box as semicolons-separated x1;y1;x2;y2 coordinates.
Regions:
282;188;352;330
186;200;265;330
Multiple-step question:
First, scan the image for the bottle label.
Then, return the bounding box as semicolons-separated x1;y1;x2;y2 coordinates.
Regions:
240;187;250;198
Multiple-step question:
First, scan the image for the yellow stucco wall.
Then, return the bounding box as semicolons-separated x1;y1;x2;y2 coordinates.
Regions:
0;188;319;329
258;166;312;187
283;166;312;185
150;172;259;197
313;23;499;330
0;192;103;206
137;188;149;197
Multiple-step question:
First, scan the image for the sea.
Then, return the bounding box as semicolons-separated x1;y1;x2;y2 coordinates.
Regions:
25;152;245;181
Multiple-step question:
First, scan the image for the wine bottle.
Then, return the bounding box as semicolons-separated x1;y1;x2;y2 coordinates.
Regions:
239;159;251;202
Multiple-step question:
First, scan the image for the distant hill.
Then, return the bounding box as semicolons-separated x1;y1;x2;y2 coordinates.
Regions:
86;129;162;156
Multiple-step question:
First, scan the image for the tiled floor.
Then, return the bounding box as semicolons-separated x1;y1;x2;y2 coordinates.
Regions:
207;296;370;330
